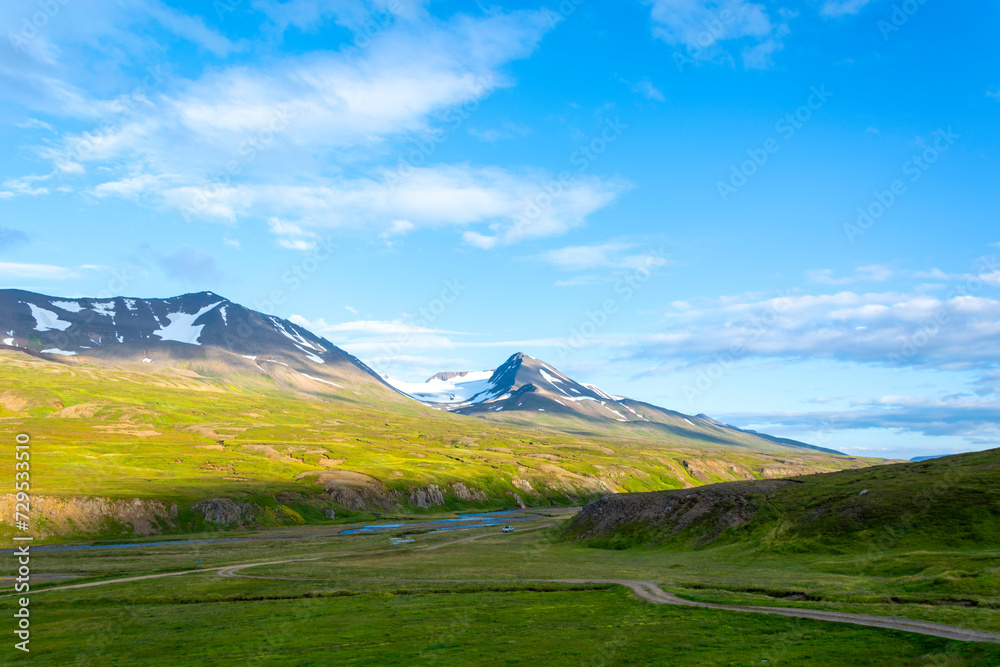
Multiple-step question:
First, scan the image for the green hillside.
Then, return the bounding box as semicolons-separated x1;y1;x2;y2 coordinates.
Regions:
0;349;877;541
563;448;1000;554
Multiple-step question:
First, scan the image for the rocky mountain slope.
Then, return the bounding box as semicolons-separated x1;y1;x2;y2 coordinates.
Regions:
388;353;842;455
0;289;403;403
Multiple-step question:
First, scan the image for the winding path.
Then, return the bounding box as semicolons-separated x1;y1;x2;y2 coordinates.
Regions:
10;545;1000;644
208;564;1000;644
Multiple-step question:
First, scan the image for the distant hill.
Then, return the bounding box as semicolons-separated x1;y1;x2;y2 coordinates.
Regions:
387;352;843;456
563;448;1000;552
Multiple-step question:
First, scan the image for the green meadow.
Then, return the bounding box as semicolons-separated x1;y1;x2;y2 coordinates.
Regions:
3;509;999;665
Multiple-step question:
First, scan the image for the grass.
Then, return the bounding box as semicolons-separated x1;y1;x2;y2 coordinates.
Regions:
564;448;1000;555
19;586;1000;666
0;350;877;540
2;512;999;665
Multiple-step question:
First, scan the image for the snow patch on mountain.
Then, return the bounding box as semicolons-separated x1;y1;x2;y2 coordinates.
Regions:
153;302;223;345
91;301;116;318
385;370;498;405
51;300;83;313
584;383;614;401
300;373;341;387
26;303;72;332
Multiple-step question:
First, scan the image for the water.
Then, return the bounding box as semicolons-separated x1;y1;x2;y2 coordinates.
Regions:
338;510;537;535
0;511;539;552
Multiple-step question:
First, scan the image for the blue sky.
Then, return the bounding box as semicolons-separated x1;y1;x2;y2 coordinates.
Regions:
1;0;998;459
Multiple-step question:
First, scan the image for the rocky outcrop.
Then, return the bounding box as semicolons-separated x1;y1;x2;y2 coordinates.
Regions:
508;492;527;509
192;498;260;526
451;482;487;503
565;479;795;546
409;484;445;509
0;495;177;538
295;469;400;511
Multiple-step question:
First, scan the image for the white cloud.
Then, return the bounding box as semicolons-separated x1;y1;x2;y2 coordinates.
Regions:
725;392;1000;445
15;118;54;132
468;121;531;142
380;219;414;241
292;317;465;337
539;241;670;272
0;262;81;279
13;7;627;247
44;9;550;169
646;0;783;67
806;264;895;285
628;265;1000;371
624;77;665;101
135;165;624;247
252;0;426;36
819;0;875;17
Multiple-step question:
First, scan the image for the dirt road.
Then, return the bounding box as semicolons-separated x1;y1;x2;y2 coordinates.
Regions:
10;549;1000;644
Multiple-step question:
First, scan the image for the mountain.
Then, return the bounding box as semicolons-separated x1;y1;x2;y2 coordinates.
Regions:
0;289;397;400
0;290;875;539
1;290;841;456
386;353;844;455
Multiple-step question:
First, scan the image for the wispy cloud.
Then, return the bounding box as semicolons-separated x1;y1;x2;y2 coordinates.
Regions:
645;0;785;68
723;392;1000;445
819;0;875;17
0;262;82;280
806;264;895;285
11;7;624;248
538;241;669;272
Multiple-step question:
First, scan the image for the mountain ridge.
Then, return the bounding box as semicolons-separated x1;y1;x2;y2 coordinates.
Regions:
2;289;841;456
387;352;844;456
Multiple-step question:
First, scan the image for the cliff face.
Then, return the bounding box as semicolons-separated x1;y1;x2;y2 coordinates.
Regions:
563;479;795;547
0;495;179;538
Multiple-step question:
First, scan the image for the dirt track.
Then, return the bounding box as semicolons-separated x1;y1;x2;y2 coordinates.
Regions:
207;563;1000;644
10;545;1000;644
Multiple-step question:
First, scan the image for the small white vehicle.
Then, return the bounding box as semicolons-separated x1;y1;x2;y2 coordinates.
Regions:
502;525;514;533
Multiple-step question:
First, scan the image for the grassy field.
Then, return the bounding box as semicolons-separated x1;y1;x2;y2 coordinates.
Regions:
0;350;876;540
3;508;999;664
